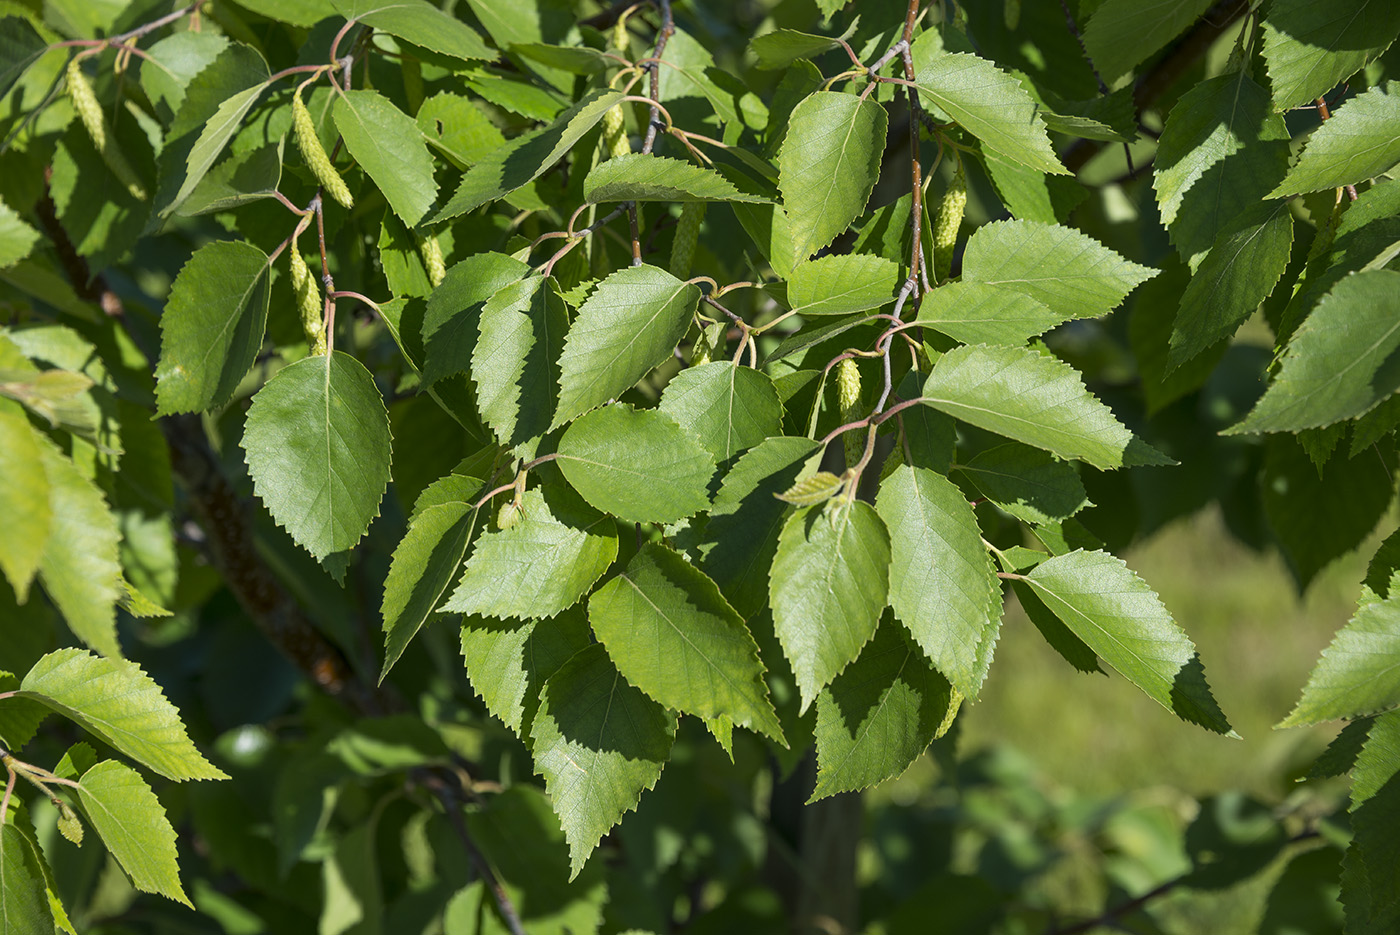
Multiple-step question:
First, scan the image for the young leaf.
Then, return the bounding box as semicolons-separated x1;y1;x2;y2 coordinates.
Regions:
1263;0;1400;112
774;472;844;507
18;648;227;780
784;254;900;318
0;399;50;600
769;502;891;712
1268;82;1400;198
658;362;784;462
876;466;1002;699
460;609;591;737
921;344;1172;470
1167;203;1294;368
381;498;484;679
332;90;438;226
0;824;55;935
1228;270;1400;433
163;83;268;218
154;240;271;415
433;89;623;222
960;220;1157;320
591;544;784;742
330;0;492;62
472;275;567;456
555;405;715;524
528;644;676;879
422;252;530;386
958;443;1091;524
1020;550;1234;734
33;436;121;659
701;436;823;618
909;43;1067;176
552;265;700;428
77;760;190;906
777;91;887;262
810;620;957;802
1152;73;1292;266
1081;0;1214;84
242;352;392;562
1278;596;1400;727
914;282;1066;346
442;485;617;621
584;153;771;203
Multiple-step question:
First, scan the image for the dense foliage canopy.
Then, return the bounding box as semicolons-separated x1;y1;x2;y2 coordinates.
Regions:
1;0;1398;932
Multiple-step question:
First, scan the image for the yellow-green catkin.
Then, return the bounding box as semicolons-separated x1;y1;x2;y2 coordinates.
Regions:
293;90;353;209
290;241;327;355
66;58;147;201
418;233;446;287
602;12;633;159
837;358;864;468
933;159;967;283
669;202;705;279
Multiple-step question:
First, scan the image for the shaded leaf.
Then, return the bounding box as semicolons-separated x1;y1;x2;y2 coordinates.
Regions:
242;352;392;562
1082;0;1214;84
555;405;715;524
461;608;591;737
0;398;49;600
958;442;1091;524
0;200;40;270
422;252;530;386
473;275;567;457
0;824;54;935
528;644;676;879
1263;0;1400;111
19;648;227;780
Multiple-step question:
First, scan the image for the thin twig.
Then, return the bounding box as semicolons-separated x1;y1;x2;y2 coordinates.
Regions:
419;773;528;935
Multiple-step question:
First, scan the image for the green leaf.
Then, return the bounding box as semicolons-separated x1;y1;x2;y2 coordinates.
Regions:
1229;270;1400;433
1279;596;1400;727
377;213;432;299
1167;203;1294;368
154;241;270;414
1153;73;1292;266
1340;710;1400;931
422;252;530;385
556;405;715;524
876;466;1001;698
381;499;484;679
473;275;567;457
914;282;1066;346
433;89;622;222
1021;550;1234;733
1082;0;1215;84
584;154;771;204
163;82;268;219
242;352;392;562
553;265;700;427
460;608;591;737
331;0;492;61
416;92;505;169
770;502;891;712
0;199;40;270
777;91;887;262
960;220;1157;320
591;544;784;742
33;435;121;659
1269;82;1400;197
748;28;841;69
319;819;381;935
810;620;957;801
0;669;47;752
442;485;617;620
0;16;47;101
784;254;900;318
227;0;334;27
18;648;227;780
77;760;189;906
139;32;229;124
701;436;823;619
1262;435;1395;589
909;43;1067;175
658;362;783;462
957;442;1091;524
175;140;283;217
0;824;54;935
528;643;676;879
0;399;49;600
333;90;438;226
1263;0;1400;112
921;344;1172;470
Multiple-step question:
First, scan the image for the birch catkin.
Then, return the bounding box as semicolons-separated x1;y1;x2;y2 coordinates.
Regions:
837;358;864;468
66;58;147;201
933;159;967;283
669;202;705;279
293;90;353;209
418;234;446;287
290;241;327;355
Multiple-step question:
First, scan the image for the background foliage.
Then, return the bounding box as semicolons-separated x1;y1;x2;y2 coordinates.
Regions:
1;0;1398;932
